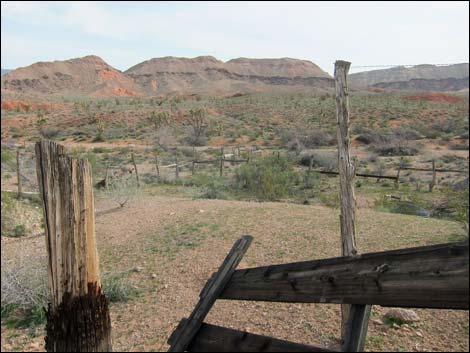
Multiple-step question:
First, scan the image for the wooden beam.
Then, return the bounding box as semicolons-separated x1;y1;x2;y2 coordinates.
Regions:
400;167;468;173
312;170;397;180
219;241;469;310
193;159;219;164
167;236;253;352
35;140;112;352
222;158;248;163
182;320;335;352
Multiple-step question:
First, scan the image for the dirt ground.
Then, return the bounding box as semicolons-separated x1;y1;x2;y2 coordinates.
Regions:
1;194;468;352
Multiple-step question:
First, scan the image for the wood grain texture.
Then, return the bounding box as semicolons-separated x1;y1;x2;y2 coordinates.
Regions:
220;241;469;310
168;235;253;352
184;320;335;352
35;140;112;351
335;60;370;349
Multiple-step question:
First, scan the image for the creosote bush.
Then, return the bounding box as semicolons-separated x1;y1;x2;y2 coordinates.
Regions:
234;155;297;201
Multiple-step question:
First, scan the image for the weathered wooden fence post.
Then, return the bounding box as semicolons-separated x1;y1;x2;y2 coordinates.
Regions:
155;153;160;179
395;157;403;189
219;147;224;177
192;147;196;176
335;60;371;352
429;160;437;192
16;148;23;199
35;140;112;352
175;149;179;180
131;152;140;187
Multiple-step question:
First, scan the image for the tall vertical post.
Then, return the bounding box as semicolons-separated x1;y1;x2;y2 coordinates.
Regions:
219;147;224;177
35;140;112;352
16;148;23;199
192;146;196;176
429;160;436;192
175;149;179;180
155;154;160;179
131;152;140;187
335;60;371;352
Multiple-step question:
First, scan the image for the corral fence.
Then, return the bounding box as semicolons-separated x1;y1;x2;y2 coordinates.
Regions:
168;236;469;352
23;59;470;352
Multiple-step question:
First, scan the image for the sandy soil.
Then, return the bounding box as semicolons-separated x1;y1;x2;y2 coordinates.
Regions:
1;194;468;352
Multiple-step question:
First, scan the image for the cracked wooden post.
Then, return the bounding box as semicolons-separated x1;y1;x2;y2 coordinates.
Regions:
335;60;371;352
155;153;160;179
219;147;224;177
16;148;23;199
131;152;140;187
192;146;196;176
429;160;436;192
35;140;112;352
175;148;179;180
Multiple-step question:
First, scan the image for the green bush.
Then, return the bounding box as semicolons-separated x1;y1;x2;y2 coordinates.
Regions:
234;155;297;201
102;273;139;303
189;174;228;199
1;255;49;328
13;224;29;237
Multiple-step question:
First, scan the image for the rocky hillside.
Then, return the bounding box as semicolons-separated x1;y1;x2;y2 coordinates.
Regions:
1;69;11;76
125;56;334;95
1;55;143;97
350;63;469;91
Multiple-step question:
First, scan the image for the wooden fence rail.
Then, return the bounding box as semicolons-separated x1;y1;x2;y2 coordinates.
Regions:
400;167;468;173
219;241;469;309
311;170;398;180
168;237;469;352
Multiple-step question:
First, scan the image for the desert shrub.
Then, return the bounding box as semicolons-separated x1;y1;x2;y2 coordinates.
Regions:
375;195;430;217
234;155;297;201
366;153;379;163
189;174;228;199
101;273;139;303
449;142;469;151
1;192;15;235
302;130;336;148
443;179;469;235
318;190;340;208
1;147;15;170
372;139;420;156
356;129;390;145
1;254;49;328
299;151;337;171
314;152;337;171
440;154;466;164
392;126;423;140
104;175;139;208
13;224;29;237
40;127;60;139
179;146;196;158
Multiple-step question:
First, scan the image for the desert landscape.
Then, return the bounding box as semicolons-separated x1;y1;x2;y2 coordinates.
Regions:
1;53;468;352
1;2;469;352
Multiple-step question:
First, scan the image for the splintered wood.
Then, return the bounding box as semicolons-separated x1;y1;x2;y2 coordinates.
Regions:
35;139;112;352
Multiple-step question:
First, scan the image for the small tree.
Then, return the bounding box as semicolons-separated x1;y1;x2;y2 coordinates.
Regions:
186;108;208;146
105;175;138;208
148;111;170;148
445;179;469;236
35;111;48;136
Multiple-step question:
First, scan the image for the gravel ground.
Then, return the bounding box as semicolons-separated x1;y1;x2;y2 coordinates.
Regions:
1;194;468;352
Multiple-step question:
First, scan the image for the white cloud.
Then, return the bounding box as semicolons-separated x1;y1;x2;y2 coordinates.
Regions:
1;1;468;73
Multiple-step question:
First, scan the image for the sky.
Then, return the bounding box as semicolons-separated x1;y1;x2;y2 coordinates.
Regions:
1;1;469;75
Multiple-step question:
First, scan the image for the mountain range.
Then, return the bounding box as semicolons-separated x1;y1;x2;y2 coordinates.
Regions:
1;56;468;97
